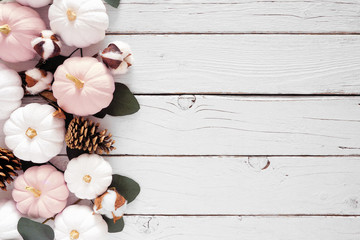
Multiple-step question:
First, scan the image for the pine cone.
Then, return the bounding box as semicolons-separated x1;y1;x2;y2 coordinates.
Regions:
65;117;116;154
0;148;22;191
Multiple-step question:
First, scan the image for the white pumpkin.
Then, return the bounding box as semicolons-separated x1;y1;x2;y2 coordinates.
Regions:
48;0;109;48
54;205;108;240
0;64;24;120
0;199;22;240
64;154;112;199
15;0;52;8
3;103;65;163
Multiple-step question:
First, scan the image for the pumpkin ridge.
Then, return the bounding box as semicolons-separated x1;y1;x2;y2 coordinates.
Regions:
11;18;44;31
41;196;66;216
37;200;52;219
7;5;39;21
36;132;65;144
46;186;70;201
76;14;108;31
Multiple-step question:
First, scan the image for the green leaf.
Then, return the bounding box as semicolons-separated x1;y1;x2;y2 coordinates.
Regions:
94;83;140;118
18;218;54;240
110;174;140;203
105;0;120;8
103;216;125;233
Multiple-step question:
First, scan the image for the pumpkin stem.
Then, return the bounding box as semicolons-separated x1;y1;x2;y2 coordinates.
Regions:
0;24;11;35
83;175;92;183
25;186;41;198
66;74;84;89
67;9;77;21
25;127;37;139
70;230;80;240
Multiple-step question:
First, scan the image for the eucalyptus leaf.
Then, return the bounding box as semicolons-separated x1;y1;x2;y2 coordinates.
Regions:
94;83;140;118
18;218;54;240
103;216;125;233
105;0;120;8
110;174;140;203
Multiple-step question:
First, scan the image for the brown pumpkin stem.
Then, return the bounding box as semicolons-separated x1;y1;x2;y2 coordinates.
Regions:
67;9;77;21
25;186;41;198
70;230;80;240
0;24;11;35
66;74;84;89
83;175;92;183
25;128;37;139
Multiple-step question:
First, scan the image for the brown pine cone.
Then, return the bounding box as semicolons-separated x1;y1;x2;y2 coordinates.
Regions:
0;148;22;191
65;117;116;154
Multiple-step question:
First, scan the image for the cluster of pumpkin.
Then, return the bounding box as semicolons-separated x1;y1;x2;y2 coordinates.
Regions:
0;0;137;239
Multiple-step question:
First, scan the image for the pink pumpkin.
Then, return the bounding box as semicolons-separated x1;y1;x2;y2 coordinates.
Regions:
53;57;115;116
0;3;45;62
12;165;69;219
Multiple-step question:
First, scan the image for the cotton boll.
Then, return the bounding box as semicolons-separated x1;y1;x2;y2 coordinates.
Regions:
31;30;61;60
25;68;53;94
100;41;134;75
93;189;127;223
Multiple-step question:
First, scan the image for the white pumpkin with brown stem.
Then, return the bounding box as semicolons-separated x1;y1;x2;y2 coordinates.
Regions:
64;154;113;200
54;205;108;240
3;103;65;163
48;0;109;48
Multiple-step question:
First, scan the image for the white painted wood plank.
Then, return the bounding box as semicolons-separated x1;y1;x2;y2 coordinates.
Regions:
96;96;360;155
44;156;360;215
34;1;360;33
108;216;360;240
105;1;360;33
7;35;360;94
1;96;359;155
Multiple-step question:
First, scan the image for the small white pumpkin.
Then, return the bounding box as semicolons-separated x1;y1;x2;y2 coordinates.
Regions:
54;205;108;240
48;0;109;48
3;103;65;163
0;64;24;120
64;154;112;199
0;199;22;240
15;0;52;8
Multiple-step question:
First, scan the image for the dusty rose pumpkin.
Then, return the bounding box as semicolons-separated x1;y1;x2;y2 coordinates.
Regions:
0;3;45;62
52;57;115;116
12;165;69;219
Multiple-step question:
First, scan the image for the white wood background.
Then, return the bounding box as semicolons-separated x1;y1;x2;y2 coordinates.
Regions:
2;0;360;239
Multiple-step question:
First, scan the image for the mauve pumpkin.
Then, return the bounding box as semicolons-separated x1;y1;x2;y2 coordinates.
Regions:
52;57;115;116
0;3;45;62
12;165;69;219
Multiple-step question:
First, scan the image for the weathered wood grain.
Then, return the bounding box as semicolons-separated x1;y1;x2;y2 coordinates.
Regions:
41;156;360;215
34;1;360;34
95;96;360;156
108;216;360;240
1;96;359;156
2;154;360;215
6;35;360;94
105;1;360;33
